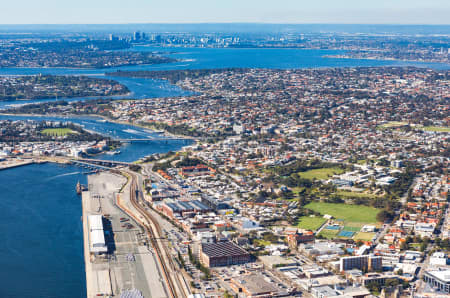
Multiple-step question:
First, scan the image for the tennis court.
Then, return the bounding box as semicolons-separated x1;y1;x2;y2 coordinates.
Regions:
343;226;361;232
338;230;355;238
325;225;341;230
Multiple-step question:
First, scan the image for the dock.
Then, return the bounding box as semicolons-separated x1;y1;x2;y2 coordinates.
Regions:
81;172;167;298
0;158;47;171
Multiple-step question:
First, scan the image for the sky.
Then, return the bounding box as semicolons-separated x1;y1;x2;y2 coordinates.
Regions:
1;0;449;25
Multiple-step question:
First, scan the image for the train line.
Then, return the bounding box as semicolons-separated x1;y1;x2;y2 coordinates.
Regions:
127;171;189;298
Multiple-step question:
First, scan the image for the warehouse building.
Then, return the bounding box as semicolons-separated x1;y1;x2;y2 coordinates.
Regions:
161;199;211;218
88;214;107;255
200;241;251;267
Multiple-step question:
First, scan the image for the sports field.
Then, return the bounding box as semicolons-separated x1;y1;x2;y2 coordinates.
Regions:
304;202;380;224
296;216;327;231
338;230;355;238
41;128;76;136
335;190;381;199
378;121;408;129
298;167;345;180
421;126;450;132
354;232;376;241
318;229;339;239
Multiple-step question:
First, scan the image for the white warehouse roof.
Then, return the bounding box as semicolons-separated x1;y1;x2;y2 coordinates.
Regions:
88;214;103;231
90;229;107;253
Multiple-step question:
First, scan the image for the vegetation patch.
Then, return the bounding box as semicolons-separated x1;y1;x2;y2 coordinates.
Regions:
305;202;380;224
41;128;76;136
335;190;381;199
296;216;327;231
421;126;450;132
253;239;272;247
354;232;376;241
297;167;345;180
318;229;339;239
378;121;408;129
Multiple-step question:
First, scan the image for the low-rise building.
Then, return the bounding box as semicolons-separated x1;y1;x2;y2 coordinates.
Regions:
423;269;450;294
200;241;251;267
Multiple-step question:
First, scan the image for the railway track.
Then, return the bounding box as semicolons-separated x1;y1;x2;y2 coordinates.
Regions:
128;172;188;298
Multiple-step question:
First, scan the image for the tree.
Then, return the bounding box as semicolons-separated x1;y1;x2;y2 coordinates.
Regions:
377;209;395;222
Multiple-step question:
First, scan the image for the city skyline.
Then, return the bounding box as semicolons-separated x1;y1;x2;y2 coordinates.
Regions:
1;0;449;25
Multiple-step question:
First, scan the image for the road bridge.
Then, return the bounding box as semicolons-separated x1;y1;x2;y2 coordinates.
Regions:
117;137;188;142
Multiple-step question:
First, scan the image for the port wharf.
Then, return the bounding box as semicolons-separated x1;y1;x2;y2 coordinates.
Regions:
0;158;47;171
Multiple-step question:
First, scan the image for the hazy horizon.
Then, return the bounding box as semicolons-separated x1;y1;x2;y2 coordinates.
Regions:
1;0;449;25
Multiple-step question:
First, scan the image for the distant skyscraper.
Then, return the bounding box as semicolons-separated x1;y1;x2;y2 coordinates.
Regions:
133;31;141;41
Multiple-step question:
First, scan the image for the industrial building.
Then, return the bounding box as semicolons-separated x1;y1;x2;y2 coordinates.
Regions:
200;194;231;210
161;199;211;218
230;273;281;297
88;215;107;255
200;241;251;267
339;255;382;272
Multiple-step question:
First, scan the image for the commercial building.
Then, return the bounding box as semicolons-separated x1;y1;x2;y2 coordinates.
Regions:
429;252;448;266
339;255;382;272
200;241;251;267
423;269;450;294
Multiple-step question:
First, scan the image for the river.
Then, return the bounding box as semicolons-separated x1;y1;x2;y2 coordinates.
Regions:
0;46;449;297
0;47;449;109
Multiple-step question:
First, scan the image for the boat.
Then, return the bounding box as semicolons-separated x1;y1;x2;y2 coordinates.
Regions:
76;181;87;195
106;150;121;155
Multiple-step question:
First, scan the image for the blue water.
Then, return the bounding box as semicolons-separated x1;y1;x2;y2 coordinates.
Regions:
0;163;87;298
0;115;192;298
0;114;194;163
131;46;450;70
0;47;448;109
0;45;449;297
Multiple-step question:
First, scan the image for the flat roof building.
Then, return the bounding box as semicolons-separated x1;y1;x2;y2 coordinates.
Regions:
423;269;450;294
88;215;107;254
230;274;281;298
340;255;382;272
200;241;250;267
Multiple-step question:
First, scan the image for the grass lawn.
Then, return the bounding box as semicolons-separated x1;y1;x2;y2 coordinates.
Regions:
305;202;380;224
298;167;345;180
253;239;271;247
335;190;381;199
354;232;376;241
41;128;76;136
378;121;408;129
318;229;340;239
292;187;306;195
296;216;327;231
421;126;450;133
